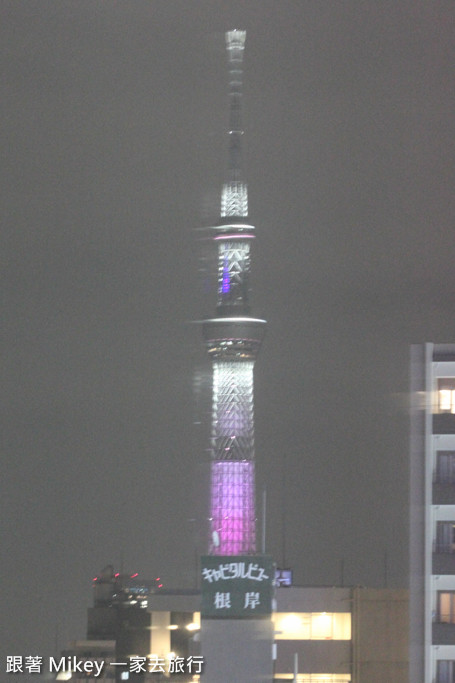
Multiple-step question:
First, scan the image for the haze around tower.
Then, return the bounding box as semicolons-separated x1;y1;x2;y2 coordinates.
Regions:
2;0;455;670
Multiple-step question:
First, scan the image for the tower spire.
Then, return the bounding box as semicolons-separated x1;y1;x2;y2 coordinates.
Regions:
221;30;248;219
226;29;246;181
202;30;266;556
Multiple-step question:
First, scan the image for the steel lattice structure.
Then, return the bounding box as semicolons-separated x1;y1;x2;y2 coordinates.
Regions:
217;239;251;311
210;460;255;556
221;182;248;218
212;361;254;461
202;30;266;555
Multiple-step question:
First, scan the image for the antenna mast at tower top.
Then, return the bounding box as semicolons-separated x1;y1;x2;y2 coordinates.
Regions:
226;29;246;181
222;30;248;218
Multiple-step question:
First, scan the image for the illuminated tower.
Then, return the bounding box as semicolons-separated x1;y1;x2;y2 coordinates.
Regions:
203;30;266;556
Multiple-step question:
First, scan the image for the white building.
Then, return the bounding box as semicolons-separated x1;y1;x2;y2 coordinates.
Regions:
410;344;455;683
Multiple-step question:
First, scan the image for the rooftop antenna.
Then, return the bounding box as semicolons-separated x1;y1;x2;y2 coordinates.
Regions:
281;453;287;567
261;487;267;554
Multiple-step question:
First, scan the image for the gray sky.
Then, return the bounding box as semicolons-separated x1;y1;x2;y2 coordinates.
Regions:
2;0;455;666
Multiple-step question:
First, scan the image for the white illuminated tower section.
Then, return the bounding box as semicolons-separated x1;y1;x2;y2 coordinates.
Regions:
203;30;266;556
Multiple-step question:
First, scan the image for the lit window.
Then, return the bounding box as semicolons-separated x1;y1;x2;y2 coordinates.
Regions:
438;592;455;624
272;612;351;640
438;380;455;413
273;675;351;682
440;390;453;411
311;612;334;639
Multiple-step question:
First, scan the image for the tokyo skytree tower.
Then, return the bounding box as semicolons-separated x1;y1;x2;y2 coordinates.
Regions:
203;30;266;555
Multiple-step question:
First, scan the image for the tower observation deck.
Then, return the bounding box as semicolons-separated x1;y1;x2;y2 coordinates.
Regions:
203;30;266;556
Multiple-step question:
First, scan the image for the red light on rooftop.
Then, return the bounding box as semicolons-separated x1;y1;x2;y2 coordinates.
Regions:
130;573;138;578
114;573;120;578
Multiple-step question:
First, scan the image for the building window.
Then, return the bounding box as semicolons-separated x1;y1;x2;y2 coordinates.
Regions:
438;592;455;623
438;380;455;413
436;452;455;485
437;660;455;683
272;612;351;640
273;676;351;682
436;522;455;553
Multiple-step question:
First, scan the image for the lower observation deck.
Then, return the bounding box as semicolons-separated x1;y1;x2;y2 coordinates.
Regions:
203;317;266;361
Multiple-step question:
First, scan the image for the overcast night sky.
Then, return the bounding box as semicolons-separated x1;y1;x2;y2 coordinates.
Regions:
2;0;455;669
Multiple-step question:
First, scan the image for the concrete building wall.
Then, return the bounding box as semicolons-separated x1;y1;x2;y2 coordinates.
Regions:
276;586;352;613
274;587;351;678
144;585;409;681
275;640;351;675
201;618;274;683
352;588;408;683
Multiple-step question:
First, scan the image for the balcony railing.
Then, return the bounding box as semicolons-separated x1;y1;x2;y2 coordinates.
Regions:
433;552;455;574
433;483;455;505
433;413;455;434
433;621;455;644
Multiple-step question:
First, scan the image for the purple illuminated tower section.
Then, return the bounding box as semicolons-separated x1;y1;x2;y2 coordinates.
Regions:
203;30;266;555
